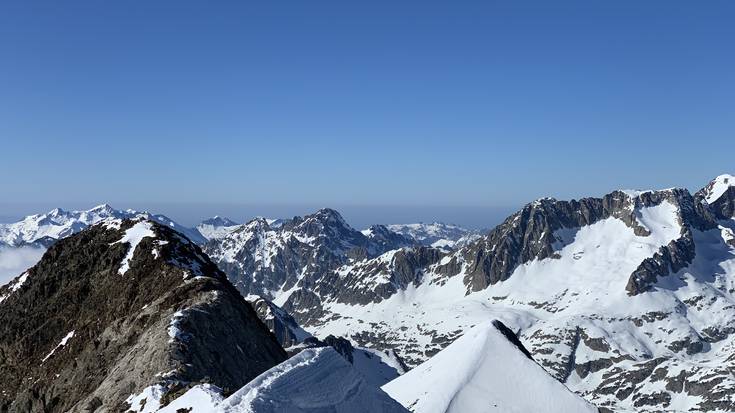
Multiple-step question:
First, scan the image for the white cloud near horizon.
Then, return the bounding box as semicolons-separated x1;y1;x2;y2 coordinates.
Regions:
0;246;45;286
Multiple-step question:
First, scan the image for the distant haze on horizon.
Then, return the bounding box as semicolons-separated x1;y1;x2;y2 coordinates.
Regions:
0;170;729;230
1;1;733;225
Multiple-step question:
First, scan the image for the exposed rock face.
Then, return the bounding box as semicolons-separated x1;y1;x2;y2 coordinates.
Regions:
308;246;447;308
697;174;735;220
625;228;697;295
0;219;286;413
246;295;312;348
491;320;533;360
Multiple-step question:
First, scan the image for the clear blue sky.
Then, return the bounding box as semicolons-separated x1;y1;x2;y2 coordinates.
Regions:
0;1;733;228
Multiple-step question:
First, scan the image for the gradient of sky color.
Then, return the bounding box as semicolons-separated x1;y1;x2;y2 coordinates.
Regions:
1;1;733;228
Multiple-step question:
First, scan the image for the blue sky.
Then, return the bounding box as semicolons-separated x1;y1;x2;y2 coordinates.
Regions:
1;1;733;228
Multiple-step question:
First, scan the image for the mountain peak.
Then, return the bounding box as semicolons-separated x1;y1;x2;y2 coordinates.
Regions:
89;203;115;211
200;216;239;227
700;173;735;204
49;207;64;215
312;208;350;226
382;321;596;413
0;219;286;412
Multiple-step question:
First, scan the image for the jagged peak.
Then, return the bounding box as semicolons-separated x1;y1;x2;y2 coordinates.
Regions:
311;208;350;225
48;207;65;216
291;208;356;236
89;203;116;212
237;216;272;233
530;196;557;206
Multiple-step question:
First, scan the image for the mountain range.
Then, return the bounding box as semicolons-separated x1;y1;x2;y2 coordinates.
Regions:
1;173;734;412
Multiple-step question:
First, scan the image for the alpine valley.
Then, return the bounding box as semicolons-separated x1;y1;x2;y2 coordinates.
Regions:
1;174;735;412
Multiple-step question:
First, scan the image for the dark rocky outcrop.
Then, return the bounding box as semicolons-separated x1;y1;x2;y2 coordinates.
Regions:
696;175;735;220
0;219;286;413
625;229;697;295
247;295;311;348
492;320;533;360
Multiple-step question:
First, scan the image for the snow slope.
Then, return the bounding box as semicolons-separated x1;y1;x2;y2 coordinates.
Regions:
197;216;241;240
162;347;408;413
383;321;596;413
700;174;735;203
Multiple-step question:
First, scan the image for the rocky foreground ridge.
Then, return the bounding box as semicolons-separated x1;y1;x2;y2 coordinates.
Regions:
0;219;286;412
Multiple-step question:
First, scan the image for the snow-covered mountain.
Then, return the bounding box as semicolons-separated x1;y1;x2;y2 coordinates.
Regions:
205;175;735;412
160;347;409;413
202;208;409;301
383;320;596;413
385;222;477;249
196;216;240;240
0;204;206;247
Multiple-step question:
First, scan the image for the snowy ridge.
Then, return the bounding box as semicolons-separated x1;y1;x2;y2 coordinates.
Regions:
246;295;313;347
0;204;206;247
163;347;408;413
382;321;596;413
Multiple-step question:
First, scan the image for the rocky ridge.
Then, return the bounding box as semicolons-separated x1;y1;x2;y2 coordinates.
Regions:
0;218;286;412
